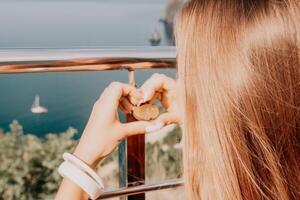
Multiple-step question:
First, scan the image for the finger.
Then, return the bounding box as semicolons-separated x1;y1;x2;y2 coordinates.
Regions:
154;112;180;125
139;73;176;104
119;97;133;114
100;82;142;109
148;91;167;108
120;121;151;137
150;92;163;102
160;92;170;108
128;89;143;106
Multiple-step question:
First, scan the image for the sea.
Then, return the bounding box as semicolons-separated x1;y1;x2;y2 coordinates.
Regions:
0;0;176;137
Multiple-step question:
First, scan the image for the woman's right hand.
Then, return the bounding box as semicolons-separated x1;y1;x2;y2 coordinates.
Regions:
139;73;181;125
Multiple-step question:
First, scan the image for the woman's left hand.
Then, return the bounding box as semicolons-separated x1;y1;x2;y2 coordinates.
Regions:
73;82;157;168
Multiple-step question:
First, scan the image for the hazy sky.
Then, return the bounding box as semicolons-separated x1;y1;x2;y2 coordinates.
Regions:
0;0;167;48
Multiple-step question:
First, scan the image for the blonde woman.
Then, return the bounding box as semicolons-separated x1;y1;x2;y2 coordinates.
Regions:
55;0;300;199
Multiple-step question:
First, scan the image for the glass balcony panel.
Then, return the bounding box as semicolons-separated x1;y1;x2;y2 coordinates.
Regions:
0;68;178;199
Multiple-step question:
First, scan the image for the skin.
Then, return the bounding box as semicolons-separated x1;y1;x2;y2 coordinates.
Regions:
55;73;180;200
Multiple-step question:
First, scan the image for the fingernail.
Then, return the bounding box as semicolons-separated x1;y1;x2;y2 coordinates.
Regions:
143;92;148;102
137;92;148;106
145;122;164;133
135;90;144;106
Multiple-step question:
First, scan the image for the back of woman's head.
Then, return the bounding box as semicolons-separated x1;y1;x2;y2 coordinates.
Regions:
175;0;300;199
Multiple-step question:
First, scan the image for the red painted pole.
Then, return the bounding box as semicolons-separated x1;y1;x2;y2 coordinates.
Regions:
126;70;145;200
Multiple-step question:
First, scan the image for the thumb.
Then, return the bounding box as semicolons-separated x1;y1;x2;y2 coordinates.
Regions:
154;112;180;125
120;112;179;137
121;121;151;137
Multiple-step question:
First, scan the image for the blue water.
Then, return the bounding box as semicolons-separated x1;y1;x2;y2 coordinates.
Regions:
0;0;176;136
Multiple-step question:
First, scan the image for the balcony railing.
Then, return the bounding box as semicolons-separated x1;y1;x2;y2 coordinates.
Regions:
0;47;176;73
0;47;183;200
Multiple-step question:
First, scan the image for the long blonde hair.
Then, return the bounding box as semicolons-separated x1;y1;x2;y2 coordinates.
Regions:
175;0;300;199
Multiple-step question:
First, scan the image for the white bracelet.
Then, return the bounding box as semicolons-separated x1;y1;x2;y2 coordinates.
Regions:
58;161;102;200
63;153;105;189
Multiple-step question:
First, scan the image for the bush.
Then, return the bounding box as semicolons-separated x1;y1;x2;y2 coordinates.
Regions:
0;120;77;200
0;121;182;200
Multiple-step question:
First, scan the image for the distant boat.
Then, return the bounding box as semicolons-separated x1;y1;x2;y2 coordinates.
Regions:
31;95;48;114
148;29;161;46
159;0;184;45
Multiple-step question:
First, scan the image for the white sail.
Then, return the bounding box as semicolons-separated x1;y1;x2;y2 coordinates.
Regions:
32;95;40;107
31;95;48;114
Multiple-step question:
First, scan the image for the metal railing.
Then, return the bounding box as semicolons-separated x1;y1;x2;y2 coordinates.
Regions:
0;47;176;73
0;47;184;199
100;179;184;199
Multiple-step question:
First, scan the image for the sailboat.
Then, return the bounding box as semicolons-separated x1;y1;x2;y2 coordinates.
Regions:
148;29;161;46
31;95;48;114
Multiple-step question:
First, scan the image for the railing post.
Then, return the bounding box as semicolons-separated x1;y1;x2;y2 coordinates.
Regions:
118;139;127;200
126;116;145;200
118;69;145;200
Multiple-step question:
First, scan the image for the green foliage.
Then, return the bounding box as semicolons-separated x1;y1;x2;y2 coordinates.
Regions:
0;121;183;199
0;120;77;200
146;126;182;180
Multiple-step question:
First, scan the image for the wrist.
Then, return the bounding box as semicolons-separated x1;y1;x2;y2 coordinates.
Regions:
73;148;99;169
